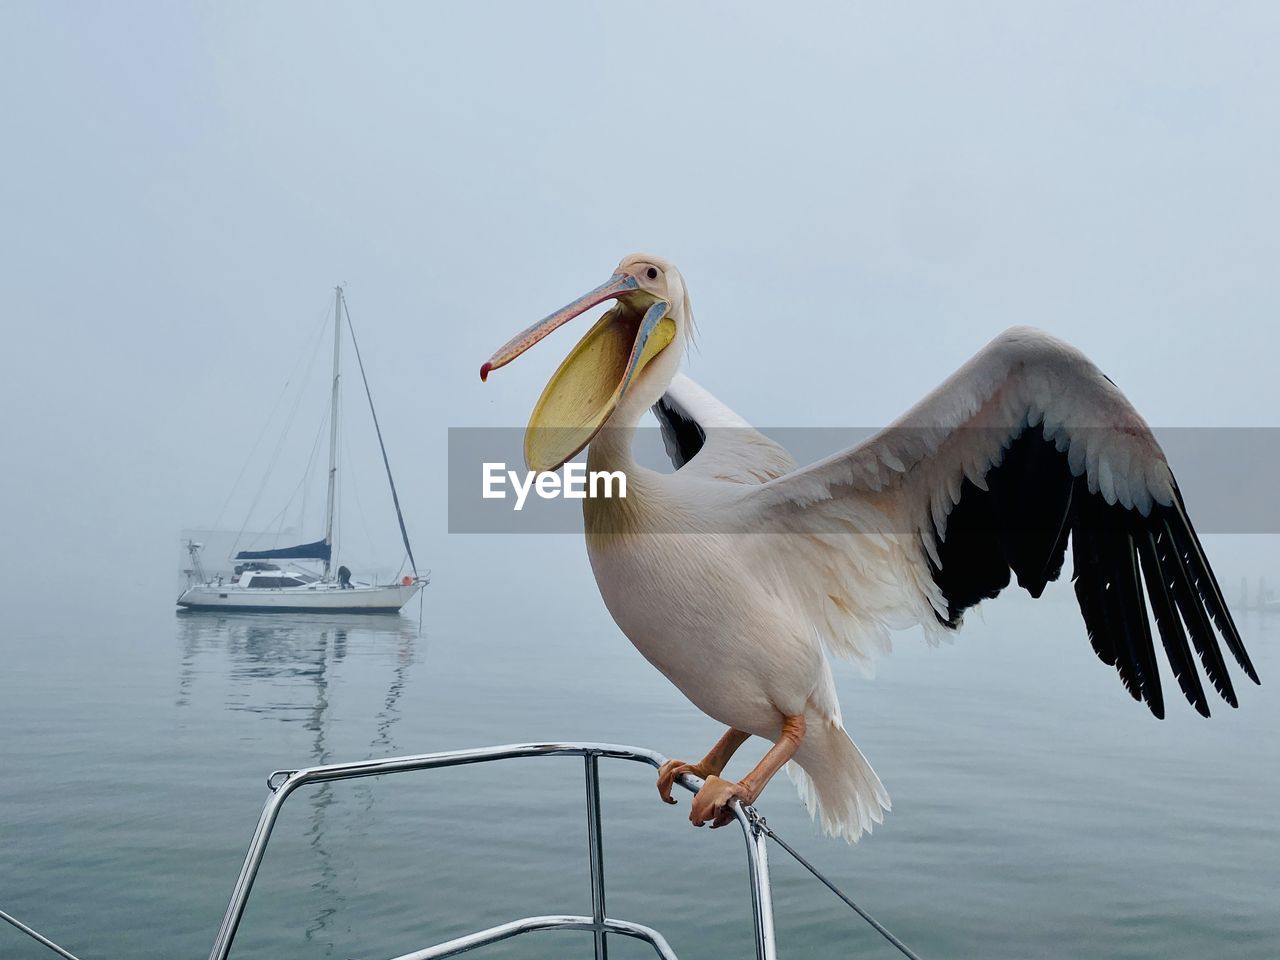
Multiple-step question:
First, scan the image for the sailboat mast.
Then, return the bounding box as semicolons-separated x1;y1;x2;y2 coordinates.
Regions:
323;285;342;576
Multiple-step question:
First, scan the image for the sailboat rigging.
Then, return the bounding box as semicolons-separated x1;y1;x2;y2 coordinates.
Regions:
178;287;427;613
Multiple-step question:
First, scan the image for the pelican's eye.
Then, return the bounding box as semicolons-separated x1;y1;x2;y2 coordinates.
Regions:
646;267;659;280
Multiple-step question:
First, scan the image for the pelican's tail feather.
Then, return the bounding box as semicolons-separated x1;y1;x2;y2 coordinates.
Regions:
786;720;890;843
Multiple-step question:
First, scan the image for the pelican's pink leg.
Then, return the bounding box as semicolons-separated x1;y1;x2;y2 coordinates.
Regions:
689;714;806;829
656;727;751;805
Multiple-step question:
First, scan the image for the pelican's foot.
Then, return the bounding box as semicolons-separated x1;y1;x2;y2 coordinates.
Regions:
656;759;715;805
689;774;751;829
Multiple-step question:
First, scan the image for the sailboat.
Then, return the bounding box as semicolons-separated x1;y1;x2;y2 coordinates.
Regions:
177;287;427;614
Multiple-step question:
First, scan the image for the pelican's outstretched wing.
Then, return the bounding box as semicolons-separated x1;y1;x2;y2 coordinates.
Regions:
746;326;1258;718
652;373;796;483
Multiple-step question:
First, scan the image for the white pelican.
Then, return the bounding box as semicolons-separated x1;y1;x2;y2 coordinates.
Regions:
481;254;1259;841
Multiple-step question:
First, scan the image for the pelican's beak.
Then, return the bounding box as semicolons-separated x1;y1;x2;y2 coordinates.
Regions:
481;272;677;471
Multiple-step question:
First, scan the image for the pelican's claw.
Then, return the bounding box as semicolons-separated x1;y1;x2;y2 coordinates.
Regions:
689;775;750;829
656;758;708;805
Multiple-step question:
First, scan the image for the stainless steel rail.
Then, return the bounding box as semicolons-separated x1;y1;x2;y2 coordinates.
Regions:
0;908;85;960
207;741;777;960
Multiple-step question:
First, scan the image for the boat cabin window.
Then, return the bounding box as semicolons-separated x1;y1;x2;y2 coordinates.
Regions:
246;575;305;589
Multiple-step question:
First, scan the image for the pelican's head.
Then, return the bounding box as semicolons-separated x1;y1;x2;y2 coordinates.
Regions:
481;254;690;471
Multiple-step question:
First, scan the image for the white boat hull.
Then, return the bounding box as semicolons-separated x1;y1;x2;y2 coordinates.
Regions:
177;581;424;613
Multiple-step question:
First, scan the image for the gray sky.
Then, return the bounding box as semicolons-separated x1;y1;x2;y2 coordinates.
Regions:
2;2;1279;612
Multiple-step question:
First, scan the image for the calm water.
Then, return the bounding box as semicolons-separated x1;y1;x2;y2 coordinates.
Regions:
2;554;1277;960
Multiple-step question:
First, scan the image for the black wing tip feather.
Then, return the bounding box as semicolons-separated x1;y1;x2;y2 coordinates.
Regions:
1071;495;1164;718
1074;490;1247;716
1158;513;1241;708
926;430;1256;717
1135;527;1210;717
1168;485;1261;686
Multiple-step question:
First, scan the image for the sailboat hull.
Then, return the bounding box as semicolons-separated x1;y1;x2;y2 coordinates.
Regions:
177;581;424;613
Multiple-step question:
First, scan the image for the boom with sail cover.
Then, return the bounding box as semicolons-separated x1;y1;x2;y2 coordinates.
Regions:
235;540;332;562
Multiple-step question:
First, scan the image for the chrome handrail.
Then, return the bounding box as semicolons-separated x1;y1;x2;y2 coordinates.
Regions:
0;909;85;960
208;741;777;960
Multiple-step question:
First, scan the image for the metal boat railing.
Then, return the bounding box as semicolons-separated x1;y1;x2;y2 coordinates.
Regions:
210;741;775;960
4;741;924;960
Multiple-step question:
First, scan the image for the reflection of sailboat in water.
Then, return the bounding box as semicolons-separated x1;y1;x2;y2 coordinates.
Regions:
175;613;419;948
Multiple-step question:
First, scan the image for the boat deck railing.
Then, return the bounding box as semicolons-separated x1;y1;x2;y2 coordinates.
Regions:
4;741;923;960
212;742;773;960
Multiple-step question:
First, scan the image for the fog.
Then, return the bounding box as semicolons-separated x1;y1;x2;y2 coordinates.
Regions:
3;1;1279;617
